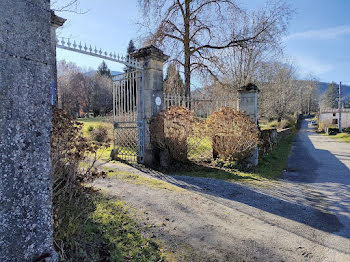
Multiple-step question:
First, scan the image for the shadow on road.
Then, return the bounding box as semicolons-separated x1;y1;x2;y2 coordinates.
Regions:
121;119;350;256
130;119;350;255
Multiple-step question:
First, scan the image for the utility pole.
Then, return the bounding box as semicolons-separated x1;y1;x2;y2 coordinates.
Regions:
339;81;342;132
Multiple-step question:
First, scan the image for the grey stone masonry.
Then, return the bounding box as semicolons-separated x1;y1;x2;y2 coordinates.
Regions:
238;83;259;124
133;46;169;166
51;11;66;107
238;83;259;166
0;1;57;261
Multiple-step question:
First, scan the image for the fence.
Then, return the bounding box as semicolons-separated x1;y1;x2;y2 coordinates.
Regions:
164;94;238;118
163;94;239;162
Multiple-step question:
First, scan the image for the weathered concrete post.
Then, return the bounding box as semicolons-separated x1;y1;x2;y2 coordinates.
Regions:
237;83;259;166
133;46;169;166
50;11;66;107
0;1;57;261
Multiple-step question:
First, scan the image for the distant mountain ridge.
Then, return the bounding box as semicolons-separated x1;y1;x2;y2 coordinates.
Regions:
84;70;122;77
318;82;350;99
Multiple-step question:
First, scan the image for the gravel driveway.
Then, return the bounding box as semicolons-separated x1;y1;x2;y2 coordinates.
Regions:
92;119;350;261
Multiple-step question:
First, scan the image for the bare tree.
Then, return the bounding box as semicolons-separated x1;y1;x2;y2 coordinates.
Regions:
57;60;80;113
139;0;292;96
89;74;113;117
321;82;339;109
57;60;113;117
259;61;300;122
215;38;282;93
51;0;86;14
299;75;320;115
57;60;90;117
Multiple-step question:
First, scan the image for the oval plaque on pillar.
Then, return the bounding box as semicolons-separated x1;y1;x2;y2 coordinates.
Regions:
155;96;162;106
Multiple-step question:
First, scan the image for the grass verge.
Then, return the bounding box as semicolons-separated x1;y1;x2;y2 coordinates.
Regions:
55;189;166;262
106;169;184;192
176;131;296;183
329;132;350;143
254;131;296;179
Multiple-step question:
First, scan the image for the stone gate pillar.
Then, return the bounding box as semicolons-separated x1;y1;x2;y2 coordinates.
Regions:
50;11;66;107
133;46;169;166
238;83;259;166
0;1;57;261
237;83;259;124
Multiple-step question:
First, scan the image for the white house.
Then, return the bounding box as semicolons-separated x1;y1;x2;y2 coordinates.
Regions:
319;108;350;130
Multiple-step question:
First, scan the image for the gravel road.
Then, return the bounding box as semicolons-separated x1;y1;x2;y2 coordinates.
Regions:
93;119;350;261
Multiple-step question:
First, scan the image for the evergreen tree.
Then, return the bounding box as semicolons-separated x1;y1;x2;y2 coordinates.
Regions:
127;40;136;54
322;82;338;109
97;61;111;78
164;63;185;95
124;40;137;73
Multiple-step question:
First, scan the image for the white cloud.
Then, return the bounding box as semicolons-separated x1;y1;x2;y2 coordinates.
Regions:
283;25;350;41
292;55;335;76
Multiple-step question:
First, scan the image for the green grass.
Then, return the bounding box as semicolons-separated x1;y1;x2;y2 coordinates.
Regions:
260;120;279;130
187;136;212;161
80;117;296;183
78;117;139;162
78;116;113;137
177;167;263;182
78;116;112;123
253;131;296;179
95;145;113;161
329;132;350;143
177;131;296;183
106;169;185;192
55;190;166;262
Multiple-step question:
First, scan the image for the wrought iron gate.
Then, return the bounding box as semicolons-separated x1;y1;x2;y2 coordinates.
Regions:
56;36;145;163
112;71;144;163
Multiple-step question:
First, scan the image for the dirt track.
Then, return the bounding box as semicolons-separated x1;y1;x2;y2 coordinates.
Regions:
92;119;350;261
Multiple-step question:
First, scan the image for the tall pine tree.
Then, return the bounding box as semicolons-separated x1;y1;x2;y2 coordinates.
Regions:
97;61;111;78
127;40;136;54
164;63;185;95
124;40;137;73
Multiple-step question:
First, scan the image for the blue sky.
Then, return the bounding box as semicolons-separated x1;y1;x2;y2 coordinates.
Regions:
56;0;350;85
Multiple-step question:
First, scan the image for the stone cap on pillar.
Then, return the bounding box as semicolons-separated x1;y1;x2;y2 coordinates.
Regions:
51;10;66;29
238;83;259;93
132;45;169;62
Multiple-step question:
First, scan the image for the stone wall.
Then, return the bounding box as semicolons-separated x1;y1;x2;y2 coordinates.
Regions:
0;1;57;261
259;128;292;157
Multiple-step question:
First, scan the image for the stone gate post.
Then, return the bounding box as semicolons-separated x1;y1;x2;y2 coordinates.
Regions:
50;11;66;107
0;1;57;261
237;83;259;166
133;46;169;166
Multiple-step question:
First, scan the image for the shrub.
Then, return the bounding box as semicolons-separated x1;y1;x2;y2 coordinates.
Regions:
327;127;339;135
267;121;279;128
279;119;292;129
207;107;259;163
51;108;102;195
151;106;194;162
90;125;110;143
87;125;94;133
51;108;108;259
